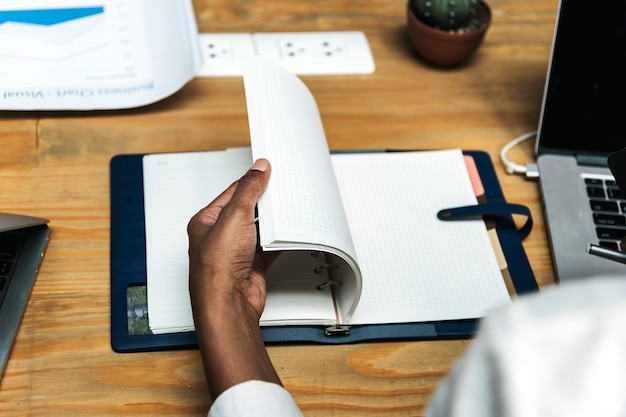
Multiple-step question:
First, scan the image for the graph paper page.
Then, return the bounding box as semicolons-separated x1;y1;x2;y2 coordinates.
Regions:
331;150;511;325
243;56;362;321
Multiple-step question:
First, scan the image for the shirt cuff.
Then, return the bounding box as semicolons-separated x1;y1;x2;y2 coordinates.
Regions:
208;380;303;417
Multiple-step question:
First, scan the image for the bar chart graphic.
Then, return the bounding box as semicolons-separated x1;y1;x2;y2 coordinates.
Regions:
0;0;200;110
0;6;104;26
0;5;107;61
0;1;150;87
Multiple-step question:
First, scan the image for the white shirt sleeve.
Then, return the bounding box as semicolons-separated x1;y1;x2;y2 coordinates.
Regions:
426;277;626;417
208;380;304;417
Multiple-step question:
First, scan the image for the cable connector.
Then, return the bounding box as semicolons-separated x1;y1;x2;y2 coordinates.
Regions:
499;131;539;179
525;163;540;179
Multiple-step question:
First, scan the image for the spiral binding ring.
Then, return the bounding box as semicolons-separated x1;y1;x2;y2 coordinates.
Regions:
312;258;342;290
316;280;343;291
312;252;342;290
313;263;338;273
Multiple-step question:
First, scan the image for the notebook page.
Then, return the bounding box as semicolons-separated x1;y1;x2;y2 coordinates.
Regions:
243;56;362;321
331;150;511;325
143;148;252;334
143;148;342;333
244;57;356;258
260;251;337;326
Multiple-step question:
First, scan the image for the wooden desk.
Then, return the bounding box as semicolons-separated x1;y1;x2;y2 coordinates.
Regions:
0;0;558;415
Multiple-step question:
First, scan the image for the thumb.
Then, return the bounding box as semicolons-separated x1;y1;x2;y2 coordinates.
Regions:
225;159;271;219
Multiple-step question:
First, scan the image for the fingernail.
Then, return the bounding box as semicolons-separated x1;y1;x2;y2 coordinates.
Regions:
251;159;269;172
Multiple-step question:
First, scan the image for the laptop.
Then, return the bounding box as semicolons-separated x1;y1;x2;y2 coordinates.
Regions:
536;0;626;283
0;213;49;381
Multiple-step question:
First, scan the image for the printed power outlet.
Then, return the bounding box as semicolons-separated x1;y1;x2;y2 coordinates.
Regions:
196;33;255;76
278;38;348;60
254;31;375;75
196;31;375;77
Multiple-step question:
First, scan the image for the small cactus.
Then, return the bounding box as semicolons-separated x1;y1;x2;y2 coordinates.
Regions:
413;0;479;31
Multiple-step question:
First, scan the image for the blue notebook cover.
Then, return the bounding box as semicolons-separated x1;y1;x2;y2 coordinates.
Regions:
109;150;537;352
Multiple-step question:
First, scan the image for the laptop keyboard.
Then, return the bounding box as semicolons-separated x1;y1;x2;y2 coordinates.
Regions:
0;231;25;308
586;176;626;251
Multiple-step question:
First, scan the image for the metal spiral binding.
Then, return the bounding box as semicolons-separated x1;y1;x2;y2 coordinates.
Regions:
313;263;338;273
312;253;342;291
316;280;342;291
310;252;351;337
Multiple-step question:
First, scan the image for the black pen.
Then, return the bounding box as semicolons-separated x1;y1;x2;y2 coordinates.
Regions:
586;243;626;265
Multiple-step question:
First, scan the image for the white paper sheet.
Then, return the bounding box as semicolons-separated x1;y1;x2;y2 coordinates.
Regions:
0;0;202;110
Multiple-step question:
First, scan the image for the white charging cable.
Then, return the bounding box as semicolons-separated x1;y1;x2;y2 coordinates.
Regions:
499;130;539;178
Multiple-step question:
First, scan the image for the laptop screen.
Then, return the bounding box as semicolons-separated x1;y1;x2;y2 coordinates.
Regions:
536;0;626;158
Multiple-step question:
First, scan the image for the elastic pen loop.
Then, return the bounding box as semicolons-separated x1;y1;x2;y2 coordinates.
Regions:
437;203;533;240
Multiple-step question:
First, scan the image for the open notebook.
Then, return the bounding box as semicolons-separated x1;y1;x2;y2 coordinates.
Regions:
109;57;537;350
143;148;513;334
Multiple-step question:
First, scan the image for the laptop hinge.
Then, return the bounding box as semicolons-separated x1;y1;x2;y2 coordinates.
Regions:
576;154;608;167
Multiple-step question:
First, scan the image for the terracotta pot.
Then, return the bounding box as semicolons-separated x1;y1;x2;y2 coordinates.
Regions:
407;0;492;67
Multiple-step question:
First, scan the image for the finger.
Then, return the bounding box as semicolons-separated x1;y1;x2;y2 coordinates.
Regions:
221;159;271;222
